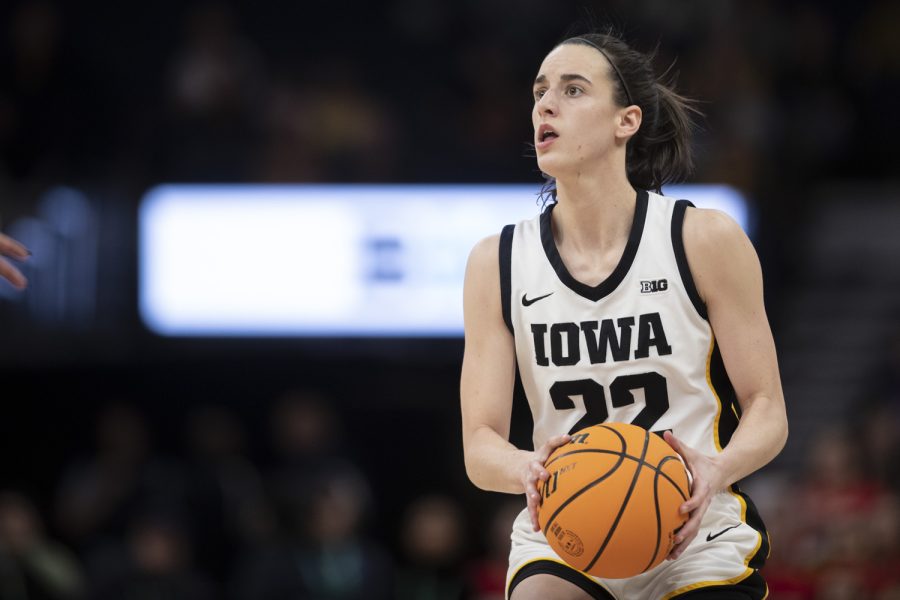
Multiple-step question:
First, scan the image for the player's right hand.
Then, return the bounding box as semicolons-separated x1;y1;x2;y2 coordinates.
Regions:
522;433;571;532
0;232;30;290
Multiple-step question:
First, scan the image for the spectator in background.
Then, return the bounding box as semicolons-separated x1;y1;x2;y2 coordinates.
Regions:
54;404;186;554
447;41;527;181
266;389;356;519
796;427;886;584
464;499;522;600
868;495;900;596
395;494;467;600
295;468;392;599
269;390;342;462
88;511;213;600
793;427;886;541
232;389;391;599
762;426;898;599
750;472;815;600
256;61;398;183
0;0;68;180
869;328;900;410
182;404;273;580
0;231;30;289
0;491;85;599
233;468;392;600
858;402;900;493
154;2;267;181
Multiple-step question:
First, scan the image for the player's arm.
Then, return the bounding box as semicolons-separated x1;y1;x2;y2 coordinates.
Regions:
0;232;30;290
460;235;568;530
664;208;788;558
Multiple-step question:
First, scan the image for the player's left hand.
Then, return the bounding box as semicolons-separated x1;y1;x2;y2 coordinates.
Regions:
663;431;728;560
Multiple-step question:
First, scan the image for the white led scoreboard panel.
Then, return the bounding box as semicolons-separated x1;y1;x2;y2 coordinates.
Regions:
139;184;748;337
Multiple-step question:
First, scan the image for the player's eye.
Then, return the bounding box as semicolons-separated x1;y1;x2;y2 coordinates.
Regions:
565;86;583;97
533;88;547;101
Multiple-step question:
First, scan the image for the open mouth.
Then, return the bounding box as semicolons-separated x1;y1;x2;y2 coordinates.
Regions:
537;125;559;147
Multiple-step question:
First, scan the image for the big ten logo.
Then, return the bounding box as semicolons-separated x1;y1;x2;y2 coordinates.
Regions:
541;462;576;500
640;279;668;293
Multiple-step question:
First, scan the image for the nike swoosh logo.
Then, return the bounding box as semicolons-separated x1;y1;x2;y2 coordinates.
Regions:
522;292;554;307
706;523;741;542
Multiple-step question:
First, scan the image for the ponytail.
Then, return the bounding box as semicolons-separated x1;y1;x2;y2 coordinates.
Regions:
626;80;699;192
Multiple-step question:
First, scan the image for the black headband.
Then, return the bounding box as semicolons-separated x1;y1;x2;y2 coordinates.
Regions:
567;37;635;107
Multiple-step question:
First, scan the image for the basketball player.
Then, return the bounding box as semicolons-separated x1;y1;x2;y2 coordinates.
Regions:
460;32;788;600
0;231;29;289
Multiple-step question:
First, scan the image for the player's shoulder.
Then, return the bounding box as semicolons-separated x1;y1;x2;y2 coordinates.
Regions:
468;232;501;262
682;205;748;253
681;205;761;298
465;232;502;283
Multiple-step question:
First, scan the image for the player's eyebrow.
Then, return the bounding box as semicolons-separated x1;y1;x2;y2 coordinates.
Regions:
533;73;593;87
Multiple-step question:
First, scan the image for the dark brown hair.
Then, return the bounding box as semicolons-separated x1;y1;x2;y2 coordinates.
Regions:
541;32;700;197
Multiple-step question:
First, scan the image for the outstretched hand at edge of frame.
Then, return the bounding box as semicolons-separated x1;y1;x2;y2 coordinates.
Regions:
0;232;31;290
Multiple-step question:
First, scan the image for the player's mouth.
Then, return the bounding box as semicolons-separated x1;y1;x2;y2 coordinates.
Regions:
536;124;559;151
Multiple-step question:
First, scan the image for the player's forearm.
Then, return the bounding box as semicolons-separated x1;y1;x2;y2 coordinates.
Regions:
717;394;788;487
464;425;531;494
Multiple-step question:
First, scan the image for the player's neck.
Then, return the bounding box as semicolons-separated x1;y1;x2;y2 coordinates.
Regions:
551;169;637;253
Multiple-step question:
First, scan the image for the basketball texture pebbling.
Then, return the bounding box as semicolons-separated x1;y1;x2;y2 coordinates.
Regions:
537;422;691;579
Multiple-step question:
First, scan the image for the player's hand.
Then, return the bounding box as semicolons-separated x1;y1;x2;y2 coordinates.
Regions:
0;232;30;290
522;433;571;532
663;431;727;560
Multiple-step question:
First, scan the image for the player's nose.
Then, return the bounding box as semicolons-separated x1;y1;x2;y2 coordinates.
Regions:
536;90;558;115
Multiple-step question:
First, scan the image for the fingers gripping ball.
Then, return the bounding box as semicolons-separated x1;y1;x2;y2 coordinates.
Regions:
537;422;690;578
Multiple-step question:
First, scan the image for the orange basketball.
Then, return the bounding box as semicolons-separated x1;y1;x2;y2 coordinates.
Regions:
537;422;690;579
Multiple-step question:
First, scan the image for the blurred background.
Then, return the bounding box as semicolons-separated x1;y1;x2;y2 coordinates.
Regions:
1;0;899;598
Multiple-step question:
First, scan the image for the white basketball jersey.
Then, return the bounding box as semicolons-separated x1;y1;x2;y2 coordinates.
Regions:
500;190;740;458
499;190;771;589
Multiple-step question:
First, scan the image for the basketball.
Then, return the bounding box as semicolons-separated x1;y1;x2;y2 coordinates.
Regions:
537;422;691;579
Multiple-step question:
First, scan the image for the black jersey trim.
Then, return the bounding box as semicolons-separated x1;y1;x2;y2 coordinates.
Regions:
510;365;535;451
671;200;708;320
707;338;770;573
710;340;740;449
731;484;770;570
507;559;615;600
540;189;648;302
500;224;515;334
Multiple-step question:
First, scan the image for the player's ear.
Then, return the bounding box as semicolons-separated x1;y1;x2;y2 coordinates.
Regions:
616;105;642;141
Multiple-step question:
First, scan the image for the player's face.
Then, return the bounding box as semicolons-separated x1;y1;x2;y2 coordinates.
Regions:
531;44;626;178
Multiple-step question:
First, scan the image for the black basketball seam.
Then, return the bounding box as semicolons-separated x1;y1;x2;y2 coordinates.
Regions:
644;457;666;574
657;454;691;500
540;454;626;537
545;448;686;494
545;448;689;501
541;427;628;541
584;429;652;573
644;454;690;574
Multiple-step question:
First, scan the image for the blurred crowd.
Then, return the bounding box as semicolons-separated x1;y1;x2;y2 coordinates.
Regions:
0;389;520;600
3;331;900;600
3;341;900;600
748;327;900;600
1;0;897;325
0;0;897;204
